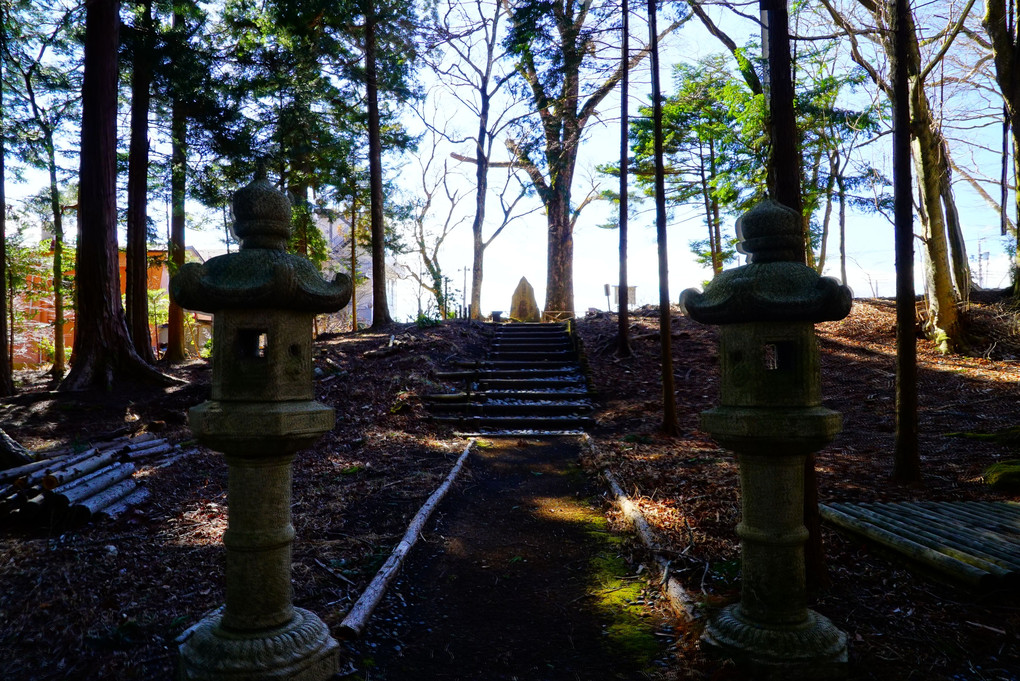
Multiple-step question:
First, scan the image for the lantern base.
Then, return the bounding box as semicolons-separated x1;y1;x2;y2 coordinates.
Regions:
702;603;847;679
178;607;338;681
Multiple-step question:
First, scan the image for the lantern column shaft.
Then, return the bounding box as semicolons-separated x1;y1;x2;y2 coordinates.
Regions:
221;454;296;632
735;452;809;625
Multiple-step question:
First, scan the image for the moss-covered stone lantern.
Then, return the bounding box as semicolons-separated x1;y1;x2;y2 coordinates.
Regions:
171;173;351;681
679;200;852;677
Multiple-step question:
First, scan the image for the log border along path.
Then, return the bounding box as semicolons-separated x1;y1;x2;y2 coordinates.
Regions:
334;324;681;679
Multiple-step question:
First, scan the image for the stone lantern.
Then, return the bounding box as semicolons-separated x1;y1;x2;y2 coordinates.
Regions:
171;173;351;681
679;200;852;677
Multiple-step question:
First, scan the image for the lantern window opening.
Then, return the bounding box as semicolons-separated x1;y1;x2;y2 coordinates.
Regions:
763;341;793;371
239;329;269;359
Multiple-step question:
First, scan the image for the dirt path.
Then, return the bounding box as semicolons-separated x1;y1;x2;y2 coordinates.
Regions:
339;437;673;680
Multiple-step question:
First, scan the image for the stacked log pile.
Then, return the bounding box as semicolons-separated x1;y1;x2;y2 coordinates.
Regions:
0;433;192;526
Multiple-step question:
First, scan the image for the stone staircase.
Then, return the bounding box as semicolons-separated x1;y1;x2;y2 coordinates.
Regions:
426;323;595;436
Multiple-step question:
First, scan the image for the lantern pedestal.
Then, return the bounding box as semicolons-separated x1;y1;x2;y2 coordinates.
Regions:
179;608;338;681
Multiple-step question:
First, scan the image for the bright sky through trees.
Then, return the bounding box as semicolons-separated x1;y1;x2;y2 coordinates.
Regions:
4;1;1015;321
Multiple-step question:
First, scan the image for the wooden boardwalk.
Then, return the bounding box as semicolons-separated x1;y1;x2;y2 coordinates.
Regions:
821;500;1020;589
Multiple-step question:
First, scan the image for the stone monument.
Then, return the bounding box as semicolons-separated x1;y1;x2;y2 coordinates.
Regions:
171;173;352;680
510;277;541;322
679;200;852;678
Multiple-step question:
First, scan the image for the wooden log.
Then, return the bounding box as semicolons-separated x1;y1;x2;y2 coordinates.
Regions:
602;464;696;621
51;463;136;508
68;478;138;524
41;449;124;490
120;443;173;462
117;437;165;454
830;503;1015;576
4;449;94;488
15;448;100;489
338;439;475;639
97;486;151;520
0;428;33;469
821;504;993;587
0;452;75;485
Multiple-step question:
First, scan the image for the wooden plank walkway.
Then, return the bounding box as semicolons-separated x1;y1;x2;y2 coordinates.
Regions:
820;501;1020;589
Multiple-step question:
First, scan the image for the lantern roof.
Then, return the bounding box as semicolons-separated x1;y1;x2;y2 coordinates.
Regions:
680;200;852;325
170;173;351;313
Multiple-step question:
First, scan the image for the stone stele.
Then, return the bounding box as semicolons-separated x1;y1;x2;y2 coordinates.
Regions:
171;172;351;681
509;276;541;322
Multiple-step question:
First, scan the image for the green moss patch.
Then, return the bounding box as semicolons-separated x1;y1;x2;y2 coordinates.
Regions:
984;460;1020;491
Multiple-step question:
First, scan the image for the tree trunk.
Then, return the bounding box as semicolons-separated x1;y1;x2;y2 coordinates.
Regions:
891;0;920;484
125;0;155;364
164;13;188;364
981;0;1020;295
469;24;493;322
939;148;971;298
350;197;358;331
61;0;168;392
544;187;575;319
837;171;848;286
364;11;391;329
648;0;677;436
46;145;66;377
912;117;963;352
765;0;803;260
0;20;12;396
617;0;632;356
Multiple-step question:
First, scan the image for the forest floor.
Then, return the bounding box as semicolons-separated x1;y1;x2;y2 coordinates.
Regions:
0;298;1018;680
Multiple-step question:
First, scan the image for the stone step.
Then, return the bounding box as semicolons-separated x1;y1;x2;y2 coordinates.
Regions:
427;401;592;417
425;389;593;403
431;415;596;431
491;340;573;350
435;368;581;381
450;428;587;438
491;323;566;332
474;377;587;391
488;350;577;362
454;360;578;371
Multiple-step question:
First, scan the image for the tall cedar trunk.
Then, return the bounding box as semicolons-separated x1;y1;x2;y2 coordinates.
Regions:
617;0;631;356
765;0;804;257
46;143;65;376
350;197;358;331
364;12;391;328
62;0;165;391
765;0;825;590
0;18;12;395
126;0;155;363
648;0;677;436
163;8;188;362
164;89;187;361
891;0;920;483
